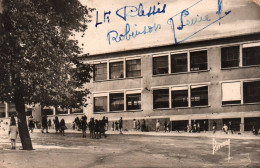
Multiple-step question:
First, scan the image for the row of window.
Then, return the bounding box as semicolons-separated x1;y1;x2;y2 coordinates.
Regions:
94;92;141;112
93;80;260;113
94;59;141;81
93;42;260;81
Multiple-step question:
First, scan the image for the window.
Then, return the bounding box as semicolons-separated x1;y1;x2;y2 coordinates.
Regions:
153;56;168;75
222;82;241;105
71;107;83;114
126;93;141;110
221;46;239;68
171;53;187;73
126;59;141;77
56;107;67;115
94;63;107;81
242;45;260;66
243;81;260;103
110;93;124;111
190;50;208;71
172;86;188;108
110;61;123;79
94;97;107;112
191;85;208;106
153;89;169;109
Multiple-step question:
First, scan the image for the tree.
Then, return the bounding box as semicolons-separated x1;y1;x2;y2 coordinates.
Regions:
0;0;93;150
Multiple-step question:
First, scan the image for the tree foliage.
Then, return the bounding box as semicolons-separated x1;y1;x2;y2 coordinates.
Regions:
0;0;93;149
0;0;92;108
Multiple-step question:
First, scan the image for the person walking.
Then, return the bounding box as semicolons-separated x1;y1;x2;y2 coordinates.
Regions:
8;115;18;150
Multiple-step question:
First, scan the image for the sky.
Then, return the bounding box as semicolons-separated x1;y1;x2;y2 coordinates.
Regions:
76;0;260;55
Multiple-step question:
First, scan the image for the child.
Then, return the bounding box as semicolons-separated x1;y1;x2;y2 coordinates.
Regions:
60;118;66;136
9;116;18;150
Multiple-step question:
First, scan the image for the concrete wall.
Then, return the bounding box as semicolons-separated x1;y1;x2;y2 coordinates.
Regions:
83;36;260;125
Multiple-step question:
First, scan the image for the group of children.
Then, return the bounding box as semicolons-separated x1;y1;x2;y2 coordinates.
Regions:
73;116;109;139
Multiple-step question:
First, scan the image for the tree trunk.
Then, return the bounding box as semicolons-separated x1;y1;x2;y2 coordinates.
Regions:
14;89;33;150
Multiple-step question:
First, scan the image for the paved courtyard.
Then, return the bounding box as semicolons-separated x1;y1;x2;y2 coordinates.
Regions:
0;129;259;168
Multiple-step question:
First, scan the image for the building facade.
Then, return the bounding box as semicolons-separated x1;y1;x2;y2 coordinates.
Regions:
81;33;260;132
1;33;260;132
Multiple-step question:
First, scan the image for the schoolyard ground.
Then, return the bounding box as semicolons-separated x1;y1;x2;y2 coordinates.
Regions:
0;129;259;168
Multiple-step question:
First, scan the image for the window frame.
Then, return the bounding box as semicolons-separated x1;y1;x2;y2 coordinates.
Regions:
220;78;260;106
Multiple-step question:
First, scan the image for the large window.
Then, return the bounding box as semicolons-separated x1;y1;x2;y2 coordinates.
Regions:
94;63;107;81
222;82;241;105
242;45;260;66
171;53;187;73
243;81;260;103
126;93;141;110
126;59;141;77
172;86;188;108
110;61;123;79
190;50;208;71
221;46;240;68
94;97;107;112
110;93;124;111
153;89;169;109
191;85;208;106
153;56;168;75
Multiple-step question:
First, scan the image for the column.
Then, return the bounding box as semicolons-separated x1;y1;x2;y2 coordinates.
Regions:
5;102;8;118
53;107;56;115
240;116;245;133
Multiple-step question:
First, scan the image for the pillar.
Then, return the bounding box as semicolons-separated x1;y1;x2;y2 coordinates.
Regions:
240;116;245;133
5;102;8;118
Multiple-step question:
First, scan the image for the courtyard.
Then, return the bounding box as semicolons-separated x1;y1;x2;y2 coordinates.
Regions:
0;129;259;168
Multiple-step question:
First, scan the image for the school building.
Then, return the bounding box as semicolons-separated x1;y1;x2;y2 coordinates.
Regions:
1;33;260;132
80;32;260;132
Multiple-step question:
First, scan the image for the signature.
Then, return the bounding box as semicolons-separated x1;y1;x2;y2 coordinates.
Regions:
107;23;161;45
167;0;231;44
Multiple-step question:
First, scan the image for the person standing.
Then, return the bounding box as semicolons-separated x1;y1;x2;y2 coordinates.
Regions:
9;115;18;150
111;121;115;131
213;121;217;134
228;121;234;134
203;121;207;133
60;118;66;136
81;116;87;138
89;118;95;138
105;117;109;131
42;115;48;133
156;120;160;132
47;119;52;130
133;119;137;131
197;122;200;133
53;116;60;133
115;121;118;131
28;115;35;133
137;120;141;131
119;117;123;134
